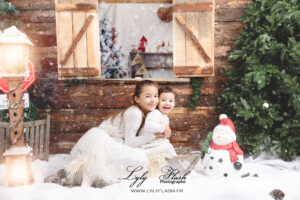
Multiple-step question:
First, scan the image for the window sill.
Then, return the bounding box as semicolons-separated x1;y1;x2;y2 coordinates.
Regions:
60;78;190;85
103;78;190;83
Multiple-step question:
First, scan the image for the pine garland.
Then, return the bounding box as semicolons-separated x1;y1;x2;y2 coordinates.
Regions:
0;0;17;15
0;0;23;31
0;102;40;122
217;0;300;161
189;78;202;110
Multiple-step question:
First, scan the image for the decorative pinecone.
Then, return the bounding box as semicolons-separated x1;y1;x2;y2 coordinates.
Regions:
57;168;66;179
269;189;285;200
44;175;62;184
157;7;173;23
44;169;66;185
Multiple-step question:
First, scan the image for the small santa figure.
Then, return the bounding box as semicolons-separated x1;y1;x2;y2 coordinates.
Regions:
202;114;244;178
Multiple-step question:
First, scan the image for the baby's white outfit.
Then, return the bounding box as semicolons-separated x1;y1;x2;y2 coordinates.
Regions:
139;109;177;159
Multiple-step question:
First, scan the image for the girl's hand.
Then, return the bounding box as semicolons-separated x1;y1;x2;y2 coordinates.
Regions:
164;125;172;138
154;132;165;138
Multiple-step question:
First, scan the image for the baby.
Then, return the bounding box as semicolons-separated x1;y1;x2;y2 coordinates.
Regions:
139;86;177;159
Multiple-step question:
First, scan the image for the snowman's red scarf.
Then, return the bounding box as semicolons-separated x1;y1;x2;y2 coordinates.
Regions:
210;141;244;162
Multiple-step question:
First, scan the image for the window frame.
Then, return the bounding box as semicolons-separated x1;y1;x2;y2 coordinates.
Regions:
55;0;213;80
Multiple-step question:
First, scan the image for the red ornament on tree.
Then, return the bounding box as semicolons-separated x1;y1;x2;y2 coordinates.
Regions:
138;36;147;53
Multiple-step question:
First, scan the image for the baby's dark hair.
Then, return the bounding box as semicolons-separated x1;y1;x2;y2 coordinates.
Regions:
158;86;177;99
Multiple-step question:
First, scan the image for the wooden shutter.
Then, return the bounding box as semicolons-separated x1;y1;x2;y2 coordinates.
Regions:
173;0;214;77
55;0;101;79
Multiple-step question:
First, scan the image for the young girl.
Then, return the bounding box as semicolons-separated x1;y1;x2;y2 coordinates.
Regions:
65;80;169;186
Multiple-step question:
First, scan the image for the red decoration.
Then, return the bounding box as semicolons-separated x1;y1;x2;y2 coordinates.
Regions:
218;117;236;133
138;36;148;53
0;60;36;94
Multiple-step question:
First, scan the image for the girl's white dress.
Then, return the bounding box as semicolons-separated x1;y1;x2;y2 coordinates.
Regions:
66;106;156;185
139;109;177;159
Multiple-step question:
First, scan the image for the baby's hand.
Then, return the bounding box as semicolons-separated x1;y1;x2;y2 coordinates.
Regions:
164;125;172;138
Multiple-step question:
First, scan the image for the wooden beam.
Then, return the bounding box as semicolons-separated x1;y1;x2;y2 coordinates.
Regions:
98;0;172;3
173;2;213;12
175;14;211;63
56;3;97;12
173;66;213;77
7;77;25;147
58;68;100;77
61;15;94;66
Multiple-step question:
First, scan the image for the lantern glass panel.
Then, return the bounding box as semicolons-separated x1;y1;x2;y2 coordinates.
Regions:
0;44;29;76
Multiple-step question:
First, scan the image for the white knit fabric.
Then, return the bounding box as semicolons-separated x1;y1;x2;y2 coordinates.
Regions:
67;106;154;185
139;109;177;159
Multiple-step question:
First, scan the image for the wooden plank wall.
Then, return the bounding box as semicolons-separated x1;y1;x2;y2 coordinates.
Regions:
10;0;250;154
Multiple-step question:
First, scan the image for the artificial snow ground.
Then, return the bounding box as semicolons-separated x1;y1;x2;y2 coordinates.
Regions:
0;153;300;200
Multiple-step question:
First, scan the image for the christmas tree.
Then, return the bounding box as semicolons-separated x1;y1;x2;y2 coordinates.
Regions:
217;0;300;161
99;18;125;78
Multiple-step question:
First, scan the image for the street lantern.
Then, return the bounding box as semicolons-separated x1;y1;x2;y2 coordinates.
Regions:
0;26;33;76
0;26;34;187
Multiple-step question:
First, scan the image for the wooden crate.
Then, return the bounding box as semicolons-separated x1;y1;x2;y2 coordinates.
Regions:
0;111;50;162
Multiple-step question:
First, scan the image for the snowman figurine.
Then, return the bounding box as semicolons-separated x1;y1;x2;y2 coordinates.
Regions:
202;114;244;178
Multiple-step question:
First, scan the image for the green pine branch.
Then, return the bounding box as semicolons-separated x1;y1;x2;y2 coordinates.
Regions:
0;102;40;122
217;0;300;161
0;0;17;15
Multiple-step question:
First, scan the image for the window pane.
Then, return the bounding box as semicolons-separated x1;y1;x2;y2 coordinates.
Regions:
99;3;173;79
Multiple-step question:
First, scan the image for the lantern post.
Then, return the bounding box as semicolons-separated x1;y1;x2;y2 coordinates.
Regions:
0;26;34;187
